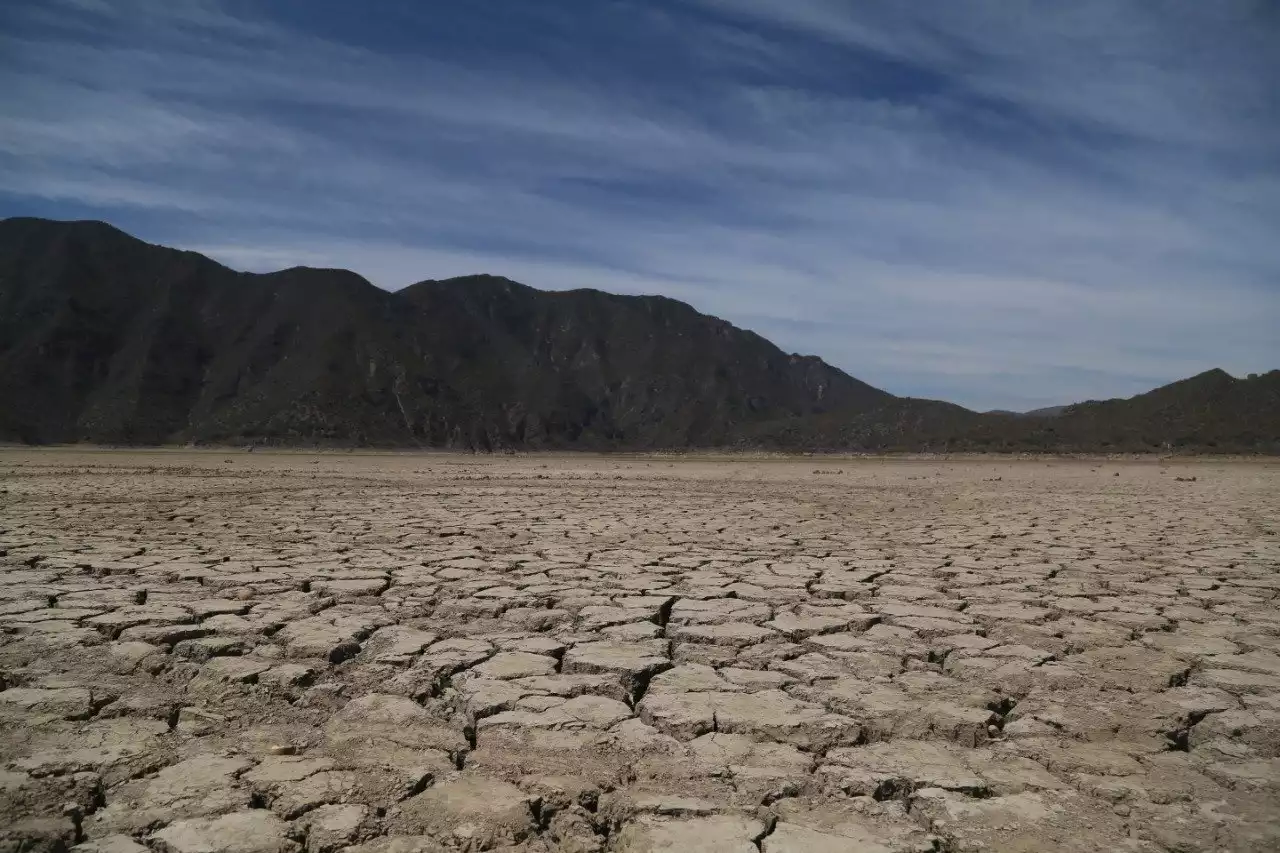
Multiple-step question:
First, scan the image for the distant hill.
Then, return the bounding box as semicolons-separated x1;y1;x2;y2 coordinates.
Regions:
0;217;1275;452
984;405;1066;417
1023;404;1069;417
1007;369;1280;452
751;369;1279;453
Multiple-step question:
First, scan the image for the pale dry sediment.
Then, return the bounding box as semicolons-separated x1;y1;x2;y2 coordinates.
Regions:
0;449;1277;852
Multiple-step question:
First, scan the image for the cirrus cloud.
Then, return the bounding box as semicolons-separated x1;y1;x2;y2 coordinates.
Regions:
1;0;1276;410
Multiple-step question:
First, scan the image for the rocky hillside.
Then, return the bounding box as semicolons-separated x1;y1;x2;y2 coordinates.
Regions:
1;217;1275;452
0;217;893;448
746;370;1280;453
998;369;1280;453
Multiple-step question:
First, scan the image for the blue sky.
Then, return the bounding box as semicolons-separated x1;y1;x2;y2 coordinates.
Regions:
2;0;1277;411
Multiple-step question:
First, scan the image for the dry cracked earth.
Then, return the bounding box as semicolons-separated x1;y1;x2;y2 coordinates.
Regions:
1;450;1279;853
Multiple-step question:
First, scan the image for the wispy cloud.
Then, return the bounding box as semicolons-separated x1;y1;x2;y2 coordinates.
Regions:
1;0;1276;410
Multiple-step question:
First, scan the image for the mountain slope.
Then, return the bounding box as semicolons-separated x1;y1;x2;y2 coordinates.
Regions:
394;275;889;447
0;217;1274;452
745;370;1280;453
0;217;891;447
1008;369;1280;452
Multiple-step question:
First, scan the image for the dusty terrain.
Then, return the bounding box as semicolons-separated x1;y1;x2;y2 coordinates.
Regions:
1;450;1278;853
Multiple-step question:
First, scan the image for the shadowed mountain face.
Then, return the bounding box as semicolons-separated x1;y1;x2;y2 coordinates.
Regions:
0;218;1275;451
1010;368;1280;452
0;217;891;448
748;369;1280;453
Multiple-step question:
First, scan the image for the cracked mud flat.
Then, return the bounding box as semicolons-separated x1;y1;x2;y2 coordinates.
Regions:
1;450;1278;853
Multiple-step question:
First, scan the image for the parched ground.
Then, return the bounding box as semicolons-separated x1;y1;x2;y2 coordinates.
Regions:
1;450;1278;853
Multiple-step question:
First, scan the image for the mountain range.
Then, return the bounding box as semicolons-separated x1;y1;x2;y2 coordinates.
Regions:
1;217;1275;452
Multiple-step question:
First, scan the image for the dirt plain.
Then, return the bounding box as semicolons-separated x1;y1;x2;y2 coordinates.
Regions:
0;449;1278;853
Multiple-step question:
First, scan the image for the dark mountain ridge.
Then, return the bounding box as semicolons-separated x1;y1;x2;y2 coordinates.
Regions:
1;217;1275;452
0;217;893;448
